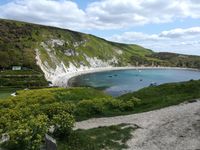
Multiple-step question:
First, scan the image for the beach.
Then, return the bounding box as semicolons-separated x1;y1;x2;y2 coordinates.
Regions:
52;66;200;87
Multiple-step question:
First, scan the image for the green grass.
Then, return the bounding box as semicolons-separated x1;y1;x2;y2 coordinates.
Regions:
0;18;154;72
57;124;136;150
0;88;18;99
119;79;200;113
0;70;48;88
1;80;200;150
0;87;139;121
2;80;200;119
0;70;42;76
13;87;110;104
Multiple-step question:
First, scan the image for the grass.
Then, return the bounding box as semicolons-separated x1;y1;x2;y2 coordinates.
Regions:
57;124;136;150
0;87;139;121
118;79;200;113
0;18;155;72
12;87;110;104
1;80;200;150
0;70;42;76
0;70;48;88
0;88;18;99
2;79;200;118
53;87;111;103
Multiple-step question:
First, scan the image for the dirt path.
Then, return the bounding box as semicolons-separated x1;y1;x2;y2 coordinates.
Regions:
75;100;200;150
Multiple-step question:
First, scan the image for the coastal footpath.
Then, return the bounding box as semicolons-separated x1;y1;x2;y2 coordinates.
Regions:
75;100;200;150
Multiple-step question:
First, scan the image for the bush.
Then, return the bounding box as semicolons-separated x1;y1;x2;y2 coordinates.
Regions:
75;99;106;117
75;97;141;119
40;102;75;119
0;89;77;149
1;114;48;150
0;87;143;149
51;112;75;138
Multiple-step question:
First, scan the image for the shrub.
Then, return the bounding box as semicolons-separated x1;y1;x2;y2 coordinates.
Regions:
51;112;75;138
75;99;105;117
40;102;75;119
0;88;78;149
75;97;141;119
1;114;48;150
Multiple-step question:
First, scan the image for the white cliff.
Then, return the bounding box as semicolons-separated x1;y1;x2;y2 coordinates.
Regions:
35;39;120;87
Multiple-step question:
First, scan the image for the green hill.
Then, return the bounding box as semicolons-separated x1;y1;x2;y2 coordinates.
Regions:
0;19;200;88
0;19;154;70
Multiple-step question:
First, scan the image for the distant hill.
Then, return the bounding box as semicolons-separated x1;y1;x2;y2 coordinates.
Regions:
0;19;200;84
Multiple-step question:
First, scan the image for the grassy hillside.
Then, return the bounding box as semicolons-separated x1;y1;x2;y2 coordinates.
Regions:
1;19;200;89
1;80;200;121
2;19;200;72
1;80;200;149
119;79;200;113
149;52;200;68
0;19;154;70
1;19;200;70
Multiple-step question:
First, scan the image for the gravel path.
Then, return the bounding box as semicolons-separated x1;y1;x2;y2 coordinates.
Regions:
75;100;200;150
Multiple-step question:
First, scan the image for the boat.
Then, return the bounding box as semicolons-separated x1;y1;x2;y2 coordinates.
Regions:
149;82;157;86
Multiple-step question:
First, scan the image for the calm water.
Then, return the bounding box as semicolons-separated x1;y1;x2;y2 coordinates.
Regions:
68;69;200;97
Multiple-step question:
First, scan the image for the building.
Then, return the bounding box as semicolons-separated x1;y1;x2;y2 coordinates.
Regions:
12;66;22;71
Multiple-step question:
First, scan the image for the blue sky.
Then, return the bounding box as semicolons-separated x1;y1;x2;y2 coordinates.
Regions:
0;0;11;4
0;0;200;55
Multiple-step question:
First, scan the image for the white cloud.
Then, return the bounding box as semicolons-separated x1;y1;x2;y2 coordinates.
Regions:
0;0;200;30
109;27;200;55
86;0;200;29
0;0;87;30
160;27;200;38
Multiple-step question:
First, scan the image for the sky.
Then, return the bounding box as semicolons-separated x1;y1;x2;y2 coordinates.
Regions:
0;0;200;55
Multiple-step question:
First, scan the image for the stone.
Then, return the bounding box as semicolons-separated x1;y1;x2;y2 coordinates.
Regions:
45;134;57;150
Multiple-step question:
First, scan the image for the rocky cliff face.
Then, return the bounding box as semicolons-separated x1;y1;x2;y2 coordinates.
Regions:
35;39;120;85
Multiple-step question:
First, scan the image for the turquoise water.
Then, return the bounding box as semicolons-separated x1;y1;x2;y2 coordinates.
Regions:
68;69;200;97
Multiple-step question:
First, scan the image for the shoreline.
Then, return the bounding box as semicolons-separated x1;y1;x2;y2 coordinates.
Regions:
52;66;200;87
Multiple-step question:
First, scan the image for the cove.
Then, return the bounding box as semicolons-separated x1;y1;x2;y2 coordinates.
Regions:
68;69;200;97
